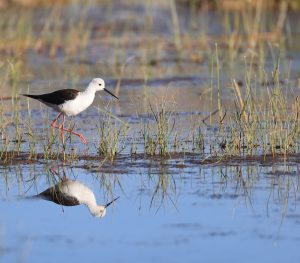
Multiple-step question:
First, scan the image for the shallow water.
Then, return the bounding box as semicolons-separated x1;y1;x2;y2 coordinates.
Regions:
1;159;300;263
2;1;300;262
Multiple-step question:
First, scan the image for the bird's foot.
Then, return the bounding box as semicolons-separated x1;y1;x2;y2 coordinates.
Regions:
78;134;88;144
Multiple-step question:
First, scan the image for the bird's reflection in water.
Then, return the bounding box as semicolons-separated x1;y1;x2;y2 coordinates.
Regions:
34;168;119;217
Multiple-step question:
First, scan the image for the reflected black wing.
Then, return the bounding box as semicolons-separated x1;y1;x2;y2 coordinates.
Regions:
36;186;80;206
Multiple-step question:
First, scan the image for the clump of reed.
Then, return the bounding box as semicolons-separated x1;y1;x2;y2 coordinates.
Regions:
217;57;300;158
97;107;129;160
141;101;175;156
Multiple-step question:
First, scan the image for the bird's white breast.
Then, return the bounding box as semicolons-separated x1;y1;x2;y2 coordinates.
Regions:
60;92;95;116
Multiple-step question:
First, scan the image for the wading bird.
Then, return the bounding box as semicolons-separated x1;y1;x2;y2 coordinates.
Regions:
22;78;118;144
34;178;119;218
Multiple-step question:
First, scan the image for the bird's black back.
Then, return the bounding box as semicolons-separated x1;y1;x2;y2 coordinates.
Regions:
22;89;79;105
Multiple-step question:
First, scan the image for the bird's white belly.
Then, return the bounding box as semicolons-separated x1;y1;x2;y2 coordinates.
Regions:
60;93;94;116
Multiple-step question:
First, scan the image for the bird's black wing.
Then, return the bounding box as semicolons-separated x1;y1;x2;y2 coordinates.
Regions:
23;89;79;105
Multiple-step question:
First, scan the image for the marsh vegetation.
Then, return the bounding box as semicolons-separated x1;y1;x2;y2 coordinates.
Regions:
1;1;300;262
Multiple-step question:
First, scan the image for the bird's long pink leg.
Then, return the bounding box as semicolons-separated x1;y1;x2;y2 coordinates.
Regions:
51;113;63;129
61;127;88;144
51;113;64;144
60;114;65;144
50;113;87;144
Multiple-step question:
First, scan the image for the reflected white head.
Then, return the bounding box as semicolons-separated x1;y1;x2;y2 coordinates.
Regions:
94;206;107;218
91;196;119;218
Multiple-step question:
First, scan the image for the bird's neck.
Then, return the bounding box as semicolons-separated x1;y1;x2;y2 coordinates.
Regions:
79;84;97;103
85;199;101;216
83;84;97;95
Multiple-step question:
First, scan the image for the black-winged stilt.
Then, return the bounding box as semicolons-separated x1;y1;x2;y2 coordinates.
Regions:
35;178;119;217
22;78;118;144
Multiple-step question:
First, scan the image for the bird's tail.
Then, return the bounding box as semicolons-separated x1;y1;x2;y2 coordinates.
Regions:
21;94;40;100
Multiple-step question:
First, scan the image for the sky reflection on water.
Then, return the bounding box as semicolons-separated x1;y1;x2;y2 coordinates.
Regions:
0;162;300;263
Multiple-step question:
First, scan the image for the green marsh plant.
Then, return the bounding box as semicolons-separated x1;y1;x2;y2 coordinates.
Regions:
97;107;129;160
142;101;175;156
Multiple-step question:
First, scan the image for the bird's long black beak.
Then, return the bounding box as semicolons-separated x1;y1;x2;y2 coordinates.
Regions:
104;88;119;100
104;196;120;208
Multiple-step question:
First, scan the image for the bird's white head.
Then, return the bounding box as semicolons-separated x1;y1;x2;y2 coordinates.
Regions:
93;206;107;218
90;78;105;91
88;78;119;100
